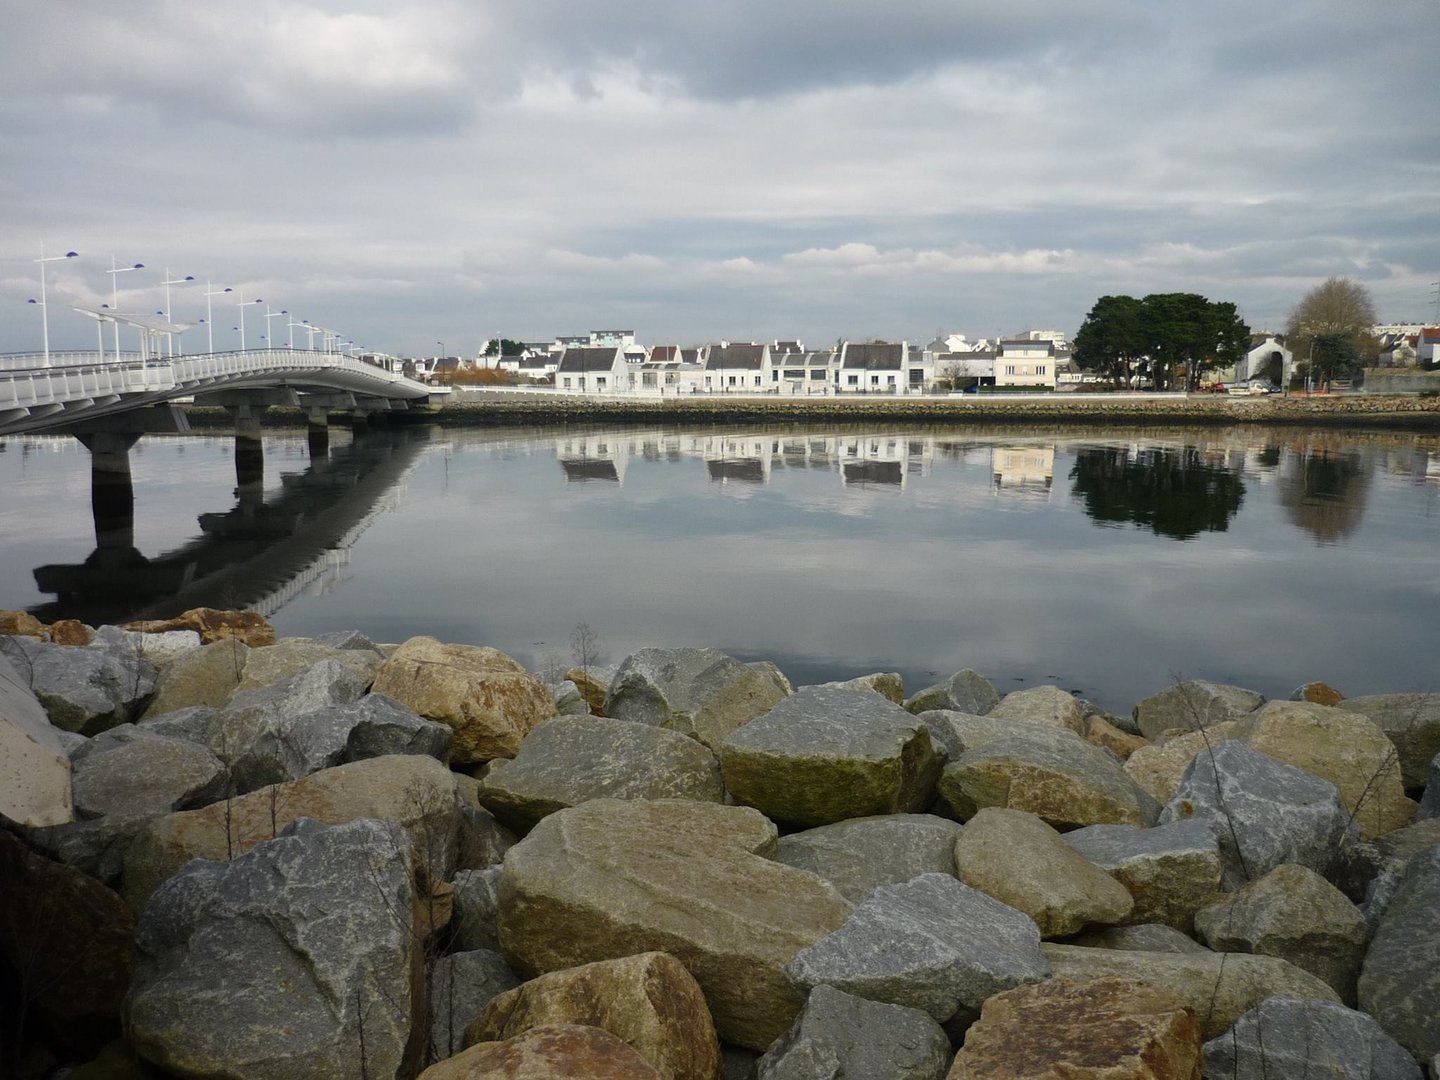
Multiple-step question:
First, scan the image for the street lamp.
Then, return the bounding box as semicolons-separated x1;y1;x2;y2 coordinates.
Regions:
31;243;78;368
106;256;145;356
159;271;194;356
235;292;263;351
202;283;232;354
263;307;288;351
286;316;306;349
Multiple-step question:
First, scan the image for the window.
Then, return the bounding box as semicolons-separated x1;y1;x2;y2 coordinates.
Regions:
811;370;826;380
1006;365;1016;376
887;375;895;384
772;370;779;381
596;377;606;388
871;375;880;386
562;377;572;388
728;375;737;386
1038;365;1046;375
754;376;761;386
847;375;859;385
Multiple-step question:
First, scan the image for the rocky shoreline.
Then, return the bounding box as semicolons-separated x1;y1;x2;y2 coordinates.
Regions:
2;607;1438;1079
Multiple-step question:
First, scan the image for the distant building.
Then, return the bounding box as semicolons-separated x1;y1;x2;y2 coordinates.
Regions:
703;343;772;392
836;341;907;393
995;340;1056;388
555;346;627;392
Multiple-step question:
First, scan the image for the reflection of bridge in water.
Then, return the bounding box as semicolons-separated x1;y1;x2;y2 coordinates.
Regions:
28;427;426;626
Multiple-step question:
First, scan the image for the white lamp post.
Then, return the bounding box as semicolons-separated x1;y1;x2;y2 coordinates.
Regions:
235;292;262;351
202;283;232;354
159;271;195;356
286;316;305;349
106;256;145;355
263;307;288;351
30;243;79;368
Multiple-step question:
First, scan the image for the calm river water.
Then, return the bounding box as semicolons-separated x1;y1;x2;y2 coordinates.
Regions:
2;422;1438;715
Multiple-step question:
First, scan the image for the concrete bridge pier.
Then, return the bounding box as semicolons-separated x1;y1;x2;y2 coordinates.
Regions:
75;430;140;551
306;407;331;459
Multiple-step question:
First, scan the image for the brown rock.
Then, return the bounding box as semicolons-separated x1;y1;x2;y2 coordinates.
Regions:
45;619;93;646
139;638;250;719
121;607;275;647
371;636;556;762
565;666;609;716
0;830;136;1058
1085;715;1147;761
1122;723;1238;804
947;975;1201;1080
496;799;852;1051
953;808;1134;938
0;610;46;637
466;953;722;1080
1293;681;1345;706
989;685;1086;735
120;753;462;907
421;1024;663;1080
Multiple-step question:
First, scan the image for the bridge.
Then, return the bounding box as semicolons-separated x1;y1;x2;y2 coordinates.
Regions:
0;347;439;439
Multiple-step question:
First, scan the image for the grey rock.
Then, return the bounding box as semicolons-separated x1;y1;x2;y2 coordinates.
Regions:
427;948;520;1061
140;637;250;719
207;659;368;793
548;680;592;715
724;1046;759;1080
479;714;724;831
784;872;1049;1026
70;724;228;817
51;727;87;755
773;814;961;904
1341;819;1440;928
605;647;789;751
452;865;504;952
1358;844;1440;1062
339;693;453;762
1203;997;1422;1080
749;660;794;696
938;727;1158;829
313;629;385;653
1159;740;1359;890
916;708;1067;761
1133;680;1265;741
23;810;155;885
453;782;518;871
902;669;998;717
1072;924;1210;954
720;687;943;827
1419;752;1439;820
126;817;417;1080
755;984;950;1080
6;635;157;735
136;705;217;745
810;672;905;705
1194;863;1369;1004
1337;693;1440;791
988;685;1085;734
232;637;383;696
1064;819;1223;931
91;625;202;668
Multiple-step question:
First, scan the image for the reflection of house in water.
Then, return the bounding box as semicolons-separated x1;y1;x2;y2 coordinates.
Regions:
834;434;932;490
991;445;1055;498
556;435;630;484
698;434;772;485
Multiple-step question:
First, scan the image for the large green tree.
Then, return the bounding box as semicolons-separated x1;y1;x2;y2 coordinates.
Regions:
1308;332;1363;389
483;337;526;356
1073;295;1146;387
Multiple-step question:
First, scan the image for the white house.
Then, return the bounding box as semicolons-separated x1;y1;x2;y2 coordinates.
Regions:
1230;334;1293;386
703;343;772;392
555;346;628;392
836;341;907;393
994;340;1057;388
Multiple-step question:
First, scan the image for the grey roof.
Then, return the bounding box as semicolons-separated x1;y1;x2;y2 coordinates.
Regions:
705;343;767;370
998;339;1054;353
556;347;623;373
842;342;904;370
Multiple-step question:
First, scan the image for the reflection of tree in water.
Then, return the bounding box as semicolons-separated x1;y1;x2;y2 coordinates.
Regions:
1069;446;1246;540
1279;447;1371;544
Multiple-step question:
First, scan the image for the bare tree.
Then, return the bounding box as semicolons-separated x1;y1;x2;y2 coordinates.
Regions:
1286;277;1379;369
570;621;598;684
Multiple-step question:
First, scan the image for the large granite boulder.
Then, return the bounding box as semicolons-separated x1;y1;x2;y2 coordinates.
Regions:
233;636;384;695
478;715;724;832
428;949;521;1062
121;754;463;907
915;708;1058;760
1336;693;1440;791
1041;943;1341;1039
126;818;418;1080
902;669;998;716
947;976;1202;1080
495;799;852;1051
420;1024;663;1080
987;684;1086;734
140;638;250;719
91;624;202;668
70;724;227;817
604;648;788;752
938;726;1158;829
1230;699;1415;838
1064;819;1223;932
454;779;520;872
1123;722;1239;804
5;635;157;735
465;952;722;1080
1194;863;1368;1003
1085;713;1148;760
453;865;504;952
1203;997;1422;1080
1357;844;1440;1063
952;807;1133;938
121;607;275;647
811;672;906;704
1159;741;1358;889
719;687;943;827
1133;680;1264;741
784;873;1050;1029
0;648;73;827
755;984;949;1080
0;829;136;1058
370;636;556;763
772;814;962;904
1071;924;1210;954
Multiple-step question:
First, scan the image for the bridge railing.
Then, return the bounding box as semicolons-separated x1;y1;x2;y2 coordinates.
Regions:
1;358;174;411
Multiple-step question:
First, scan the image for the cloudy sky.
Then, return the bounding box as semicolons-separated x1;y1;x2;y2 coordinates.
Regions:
2;0;1436;357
